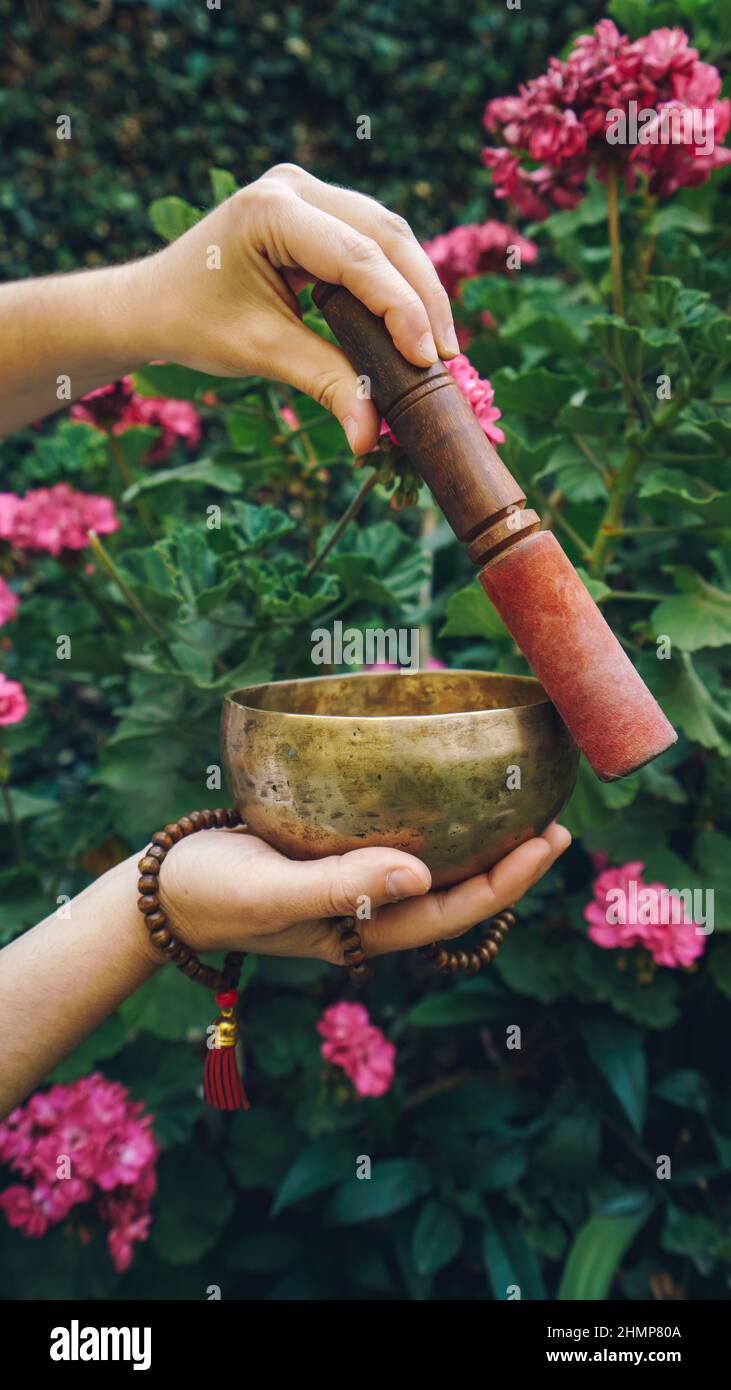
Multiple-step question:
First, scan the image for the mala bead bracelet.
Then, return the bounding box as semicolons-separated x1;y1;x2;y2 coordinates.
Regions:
136;807;518;1109
418;907;516;975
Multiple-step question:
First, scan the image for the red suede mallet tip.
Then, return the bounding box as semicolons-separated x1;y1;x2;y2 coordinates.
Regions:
480;530;676;782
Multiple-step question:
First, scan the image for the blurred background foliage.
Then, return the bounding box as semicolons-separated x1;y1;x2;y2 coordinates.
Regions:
2;0;731;1303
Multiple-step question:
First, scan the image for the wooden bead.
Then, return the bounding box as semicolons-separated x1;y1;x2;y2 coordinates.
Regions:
188;811;204;831
444;955;459;975
467;953;481;975
178;817;194;836
212;808;227;828
149;927;172;949
163;823;184;842
226;808;242;827
146;910;168;932
147;844;166;863
478;939;499;961
138;874;159;894
137;894;160;914
340;931;362;951
138;856;160;876
198;809;214;829
179;957;201;978
343;946;366;965
435;949;450;971
151;831;174;851
455;951;470;972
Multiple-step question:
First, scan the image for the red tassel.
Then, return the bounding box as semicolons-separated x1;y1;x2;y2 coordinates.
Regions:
203;989;250;1111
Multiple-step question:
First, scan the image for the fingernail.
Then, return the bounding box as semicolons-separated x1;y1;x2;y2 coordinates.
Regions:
343;415;358;451
387;867;427;900
556;825;573;849
442;325;460;357
418;332;438;364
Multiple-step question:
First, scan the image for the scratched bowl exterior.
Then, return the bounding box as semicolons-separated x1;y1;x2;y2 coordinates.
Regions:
221;671;579;889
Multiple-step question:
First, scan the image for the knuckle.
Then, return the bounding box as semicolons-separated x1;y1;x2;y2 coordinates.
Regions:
307;366;342;413
343;233;382;268
324;868;361;918
262;161;306;185
382;209;414;241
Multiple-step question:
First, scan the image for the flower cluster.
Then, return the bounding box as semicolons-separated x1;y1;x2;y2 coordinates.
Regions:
484;22;731;216
71;376;201;462
380;352;504;451
0;1074;158;1272
584;858;705;968
0;484;118;556
423;220;538;297
0;672;28;725
317;1002;396;1098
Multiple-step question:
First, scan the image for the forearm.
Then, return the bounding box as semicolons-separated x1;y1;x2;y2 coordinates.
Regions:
0;260;158;436
0;853;160;1117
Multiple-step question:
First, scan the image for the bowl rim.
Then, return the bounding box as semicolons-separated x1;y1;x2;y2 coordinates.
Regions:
223;668;554;724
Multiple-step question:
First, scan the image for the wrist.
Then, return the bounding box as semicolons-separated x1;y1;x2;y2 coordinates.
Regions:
94;257;166;371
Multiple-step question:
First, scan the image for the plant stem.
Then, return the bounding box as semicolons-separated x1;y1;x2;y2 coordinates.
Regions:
305;469;378;580
588;390;689;578
606;167;624;317
107;434;155;538
87;531;167;642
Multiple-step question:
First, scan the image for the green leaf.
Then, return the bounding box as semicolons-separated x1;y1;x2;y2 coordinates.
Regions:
123;459;243;501
639;467;725;507
405;985;505;1028
152;1150;234;1263
562;756;640;838
588;315;644;378
647;205;710;237
654;1069;712;1114
490;366;582;420
558;1199;653;1299
226;499;296;551
326;1159;431;1225
579;1016;647;1133
209;167;238;204
120;963;216;1040
695;829;731;931
575;567;612;603
661;1205;721;1276
149;195;203;243
641;652;731;752
482;1212;547;1300
411;1201;464;1275
439;583;508;640
651;570;731;651
271;1136;356;1215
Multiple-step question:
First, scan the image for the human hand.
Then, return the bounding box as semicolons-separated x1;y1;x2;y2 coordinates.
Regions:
155;822;571;966
136;163;459;455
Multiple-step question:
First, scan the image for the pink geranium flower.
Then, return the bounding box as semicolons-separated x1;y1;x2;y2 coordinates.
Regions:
71;376;201;463
0;484;118;556
0;1074;158;1273
484;20;731;217
584;857;706;968
0;673;28;725
317;1002;396;1098
423;220;538;297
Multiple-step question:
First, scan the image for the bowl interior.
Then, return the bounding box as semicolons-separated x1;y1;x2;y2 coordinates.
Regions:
227;670;549;720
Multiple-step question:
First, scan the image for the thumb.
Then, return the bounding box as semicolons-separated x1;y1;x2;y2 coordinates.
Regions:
269;845;432;926
271;317;381;454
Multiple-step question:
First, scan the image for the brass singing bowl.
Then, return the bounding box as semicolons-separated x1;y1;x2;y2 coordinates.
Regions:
221;670;579;890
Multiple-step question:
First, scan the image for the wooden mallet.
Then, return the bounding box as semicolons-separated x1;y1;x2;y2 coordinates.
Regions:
313;282;676;782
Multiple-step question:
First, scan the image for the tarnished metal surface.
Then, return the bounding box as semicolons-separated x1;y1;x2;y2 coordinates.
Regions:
221;670;579;889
